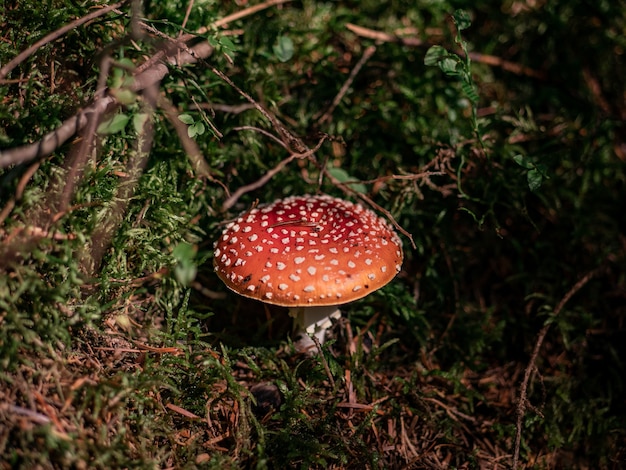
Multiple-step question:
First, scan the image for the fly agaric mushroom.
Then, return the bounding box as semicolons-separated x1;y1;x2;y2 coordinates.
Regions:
213;194;403;352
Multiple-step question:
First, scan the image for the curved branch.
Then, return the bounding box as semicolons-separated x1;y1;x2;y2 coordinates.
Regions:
0;2;127;81
512;264;609;468
0;96;115;168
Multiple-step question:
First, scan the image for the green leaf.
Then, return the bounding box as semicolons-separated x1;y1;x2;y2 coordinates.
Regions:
513;154;533;169
218;36;238;53
424;45;449;66
188;122;205;139
527;168;543;192
117;57;136;69
453;9;472;31
327;167;368;194
273;35;294;62
178;113;195;125
97;113;129;135
113;88;136;105
440;56;462;76
461;81;479;103
132;113;150;134
173;243;197;286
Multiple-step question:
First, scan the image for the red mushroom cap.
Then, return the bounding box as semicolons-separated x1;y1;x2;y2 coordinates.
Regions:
213;194;403;307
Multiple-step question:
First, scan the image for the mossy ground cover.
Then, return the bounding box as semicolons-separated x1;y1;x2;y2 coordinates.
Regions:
1;1;624;468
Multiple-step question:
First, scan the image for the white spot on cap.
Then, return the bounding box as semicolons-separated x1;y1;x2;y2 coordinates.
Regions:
348;261;356;268
278;283;288;290
277;262;286;270
307;266;316;275
260;275;270;283
247;285;256;292
289;274;301;282
303;285;314;293
294;257;305;264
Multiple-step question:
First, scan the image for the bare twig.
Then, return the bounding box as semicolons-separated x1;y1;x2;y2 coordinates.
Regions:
512;264;608;469
0;161;41;226
79;84;158;276
138;20;309;156
58;100;102;215
197;103;255;114
0;0;288;169
132;0;292;73
345;23;424;47
0;1;126;81
179;0;195;37
346;22;547;80
159;94;230;195
0;96;116;169
201;0;291;32
316;165;417;249
317;45;377;125
1;404;51;425
337;171;446;186
312;335;336;388
221;134;328;211
232;126;290;150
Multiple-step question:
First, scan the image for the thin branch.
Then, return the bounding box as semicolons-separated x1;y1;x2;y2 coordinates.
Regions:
339;171;447;185
512;264;608;469
134;0;292;69
346;22;425;47
79;84;158;276
0;0;289;168
0;161;41;227
196;103;256;114
312;335;336;388
0;96;115;169
58;100;102;215
316;164;417;249
0;1;127;81
232;126;290;150
221;135;328;212
346;22;547;80
179;0;195;37
159;94;230;195
0;40;215;170
317;45;377;125
201;0;291;32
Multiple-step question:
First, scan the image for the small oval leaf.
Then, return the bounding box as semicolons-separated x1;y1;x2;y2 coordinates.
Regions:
97;113;130;135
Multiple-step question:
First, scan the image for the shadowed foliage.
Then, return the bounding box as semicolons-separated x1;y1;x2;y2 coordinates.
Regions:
1;0;624;468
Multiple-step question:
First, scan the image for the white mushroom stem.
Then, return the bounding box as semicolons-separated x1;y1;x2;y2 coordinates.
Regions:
289;306;341;350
